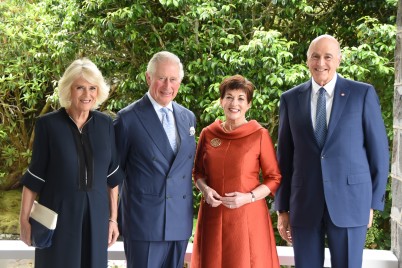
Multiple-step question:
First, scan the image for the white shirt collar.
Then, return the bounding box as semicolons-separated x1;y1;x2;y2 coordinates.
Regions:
147;91;173;112
311;74;337;97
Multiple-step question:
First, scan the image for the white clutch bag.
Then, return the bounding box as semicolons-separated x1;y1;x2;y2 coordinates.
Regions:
29;201;58;248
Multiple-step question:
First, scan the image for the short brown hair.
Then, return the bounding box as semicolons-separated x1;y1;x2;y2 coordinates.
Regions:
219;75;254;103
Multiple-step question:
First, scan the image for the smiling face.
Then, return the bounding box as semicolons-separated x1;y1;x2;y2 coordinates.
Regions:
307;36;341;86
69;76;98;113
220;89;251;124
146;60;181;107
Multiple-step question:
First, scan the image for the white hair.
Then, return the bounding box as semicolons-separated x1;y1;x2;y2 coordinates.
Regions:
146;51;184;81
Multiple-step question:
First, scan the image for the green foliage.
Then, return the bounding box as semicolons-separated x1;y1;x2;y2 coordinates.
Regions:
365;178;392;249
267;0;397;62
0;190;21;234
0;0;397;250
0;0;80;189
339;17;395;140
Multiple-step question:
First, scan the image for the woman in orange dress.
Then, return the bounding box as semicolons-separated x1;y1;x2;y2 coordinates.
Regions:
191;75;282;268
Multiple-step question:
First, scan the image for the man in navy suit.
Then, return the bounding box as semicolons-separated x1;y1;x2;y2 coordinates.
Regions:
114;51;196;268
275;35;389;268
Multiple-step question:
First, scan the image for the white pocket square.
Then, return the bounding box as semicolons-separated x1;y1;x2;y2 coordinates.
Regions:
189;126;195;136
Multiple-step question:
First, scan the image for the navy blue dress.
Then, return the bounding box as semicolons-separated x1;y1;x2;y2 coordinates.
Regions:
21;108;124;268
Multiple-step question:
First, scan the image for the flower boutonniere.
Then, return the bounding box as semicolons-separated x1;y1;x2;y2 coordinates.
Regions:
189;126;195;136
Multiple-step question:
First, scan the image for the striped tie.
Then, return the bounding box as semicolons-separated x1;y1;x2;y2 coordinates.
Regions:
314;87;327;149
161;107;177;154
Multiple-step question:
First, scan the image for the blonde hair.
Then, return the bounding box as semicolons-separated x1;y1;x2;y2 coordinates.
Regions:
58;58;109;109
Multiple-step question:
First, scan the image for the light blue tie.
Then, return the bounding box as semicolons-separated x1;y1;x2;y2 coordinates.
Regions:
161;107;177;154
314;87;327;149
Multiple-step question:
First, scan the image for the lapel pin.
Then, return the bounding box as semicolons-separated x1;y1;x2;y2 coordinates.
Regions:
341;93;345;96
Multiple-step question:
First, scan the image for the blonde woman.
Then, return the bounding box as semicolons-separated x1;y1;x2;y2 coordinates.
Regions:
19;58;124;268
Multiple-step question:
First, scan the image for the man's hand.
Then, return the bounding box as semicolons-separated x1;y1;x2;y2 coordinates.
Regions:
367;208;374;228
277;212;292;244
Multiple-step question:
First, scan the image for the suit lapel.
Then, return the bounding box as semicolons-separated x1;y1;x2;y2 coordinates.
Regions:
136;95;175;161
326;76;350;145
172;102;193;156
297;81;316;141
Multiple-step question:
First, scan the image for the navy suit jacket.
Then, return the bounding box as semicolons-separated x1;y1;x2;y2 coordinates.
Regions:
275;75;389;228
114;94;196;241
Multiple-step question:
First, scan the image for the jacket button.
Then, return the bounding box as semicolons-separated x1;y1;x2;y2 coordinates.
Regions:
183;195;186;199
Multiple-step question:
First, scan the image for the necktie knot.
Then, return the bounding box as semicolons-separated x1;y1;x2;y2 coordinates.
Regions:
161;107;171;124
315;87;327;149
319;87;326;95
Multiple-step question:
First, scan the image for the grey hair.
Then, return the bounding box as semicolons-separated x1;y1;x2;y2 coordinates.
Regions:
306;34;342;58
146;51;184;81
58;58;109;109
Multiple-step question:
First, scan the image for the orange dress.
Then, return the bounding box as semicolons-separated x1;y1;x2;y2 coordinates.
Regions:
191;120;282;268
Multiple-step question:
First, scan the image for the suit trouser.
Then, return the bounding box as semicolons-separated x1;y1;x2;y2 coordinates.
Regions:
124;239;188;268
291;207;368;268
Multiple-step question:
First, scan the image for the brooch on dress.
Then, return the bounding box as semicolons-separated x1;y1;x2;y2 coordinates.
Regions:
210;138;222;147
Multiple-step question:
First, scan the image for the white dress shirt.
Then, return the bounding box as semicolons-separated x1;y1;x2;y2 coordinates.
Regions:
147;92;180;149
310;75;337;129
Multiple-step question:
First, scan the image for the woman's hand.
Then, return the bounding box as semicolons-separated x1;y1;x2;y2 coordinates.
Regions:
19;186;37;246
108;220;119;247
220;192;252;209
107;185;119;247
203;186;222;207
20;219;32;246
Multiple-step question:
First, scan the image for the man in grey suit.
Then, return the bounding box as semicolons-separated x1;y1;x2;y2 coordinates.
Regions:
114;51;196;268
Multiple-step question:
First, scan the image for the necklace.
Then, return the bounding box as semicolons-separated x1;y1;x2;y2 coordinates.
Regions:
66;109;89;132
221;120;248;133
221;122;230;133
